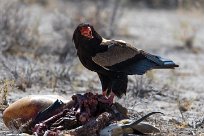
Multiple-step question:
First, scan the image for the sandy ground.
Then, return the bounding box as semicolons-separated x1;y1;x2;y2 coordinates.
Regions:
0;2;204;135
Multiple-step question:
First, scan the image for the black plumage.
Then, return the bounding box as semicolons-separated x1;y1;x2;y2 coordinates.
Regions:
72;23;178;98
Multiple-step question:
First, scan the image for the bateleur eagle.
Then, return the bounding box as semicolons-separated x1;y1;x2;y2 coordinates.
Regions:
72;23;178;102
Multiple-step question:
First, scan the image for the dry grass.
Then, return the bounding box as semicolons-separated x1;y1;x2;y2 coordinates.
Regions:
0;0;204;135
0;0;39;55
177;20;197;49
0;80;15;111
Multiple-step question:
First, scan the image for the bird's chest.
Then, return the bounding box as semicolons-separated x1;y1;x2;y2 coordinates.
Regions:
77;51;98;71
77;42;108;71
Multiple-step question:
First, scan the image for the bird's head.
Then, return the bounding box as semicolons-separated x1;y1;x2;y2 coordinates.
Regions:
72;23;102;49
73;23;94;40
80;25;94;39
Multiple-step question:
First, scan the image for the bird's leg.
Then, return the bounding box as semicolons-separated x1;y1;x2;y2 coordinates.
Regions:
98;90;114;105
107;92;115;104
103;90;114;101
102;90;107;97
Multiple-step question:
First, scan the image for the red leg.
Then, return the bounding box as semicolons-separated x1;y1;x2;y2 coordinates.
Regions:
99;91;115;105
107;92;115;104
102;90;107;97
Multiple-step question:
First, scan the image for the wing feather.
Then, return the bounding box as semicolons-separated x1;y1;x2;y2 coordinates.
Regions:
92;39;178;75
92;40;141;67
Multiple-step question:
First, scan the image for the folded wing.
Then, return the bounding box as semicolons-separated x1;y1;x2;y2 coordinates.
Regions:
92;40;178;75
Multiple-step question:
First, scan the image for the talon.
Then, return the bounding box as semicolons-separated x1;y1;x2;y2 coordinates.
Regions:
98;92;115;105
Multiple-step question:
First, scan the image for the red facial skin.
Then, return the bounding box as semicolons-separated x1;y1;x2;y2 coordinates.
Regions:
80;26;93;39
